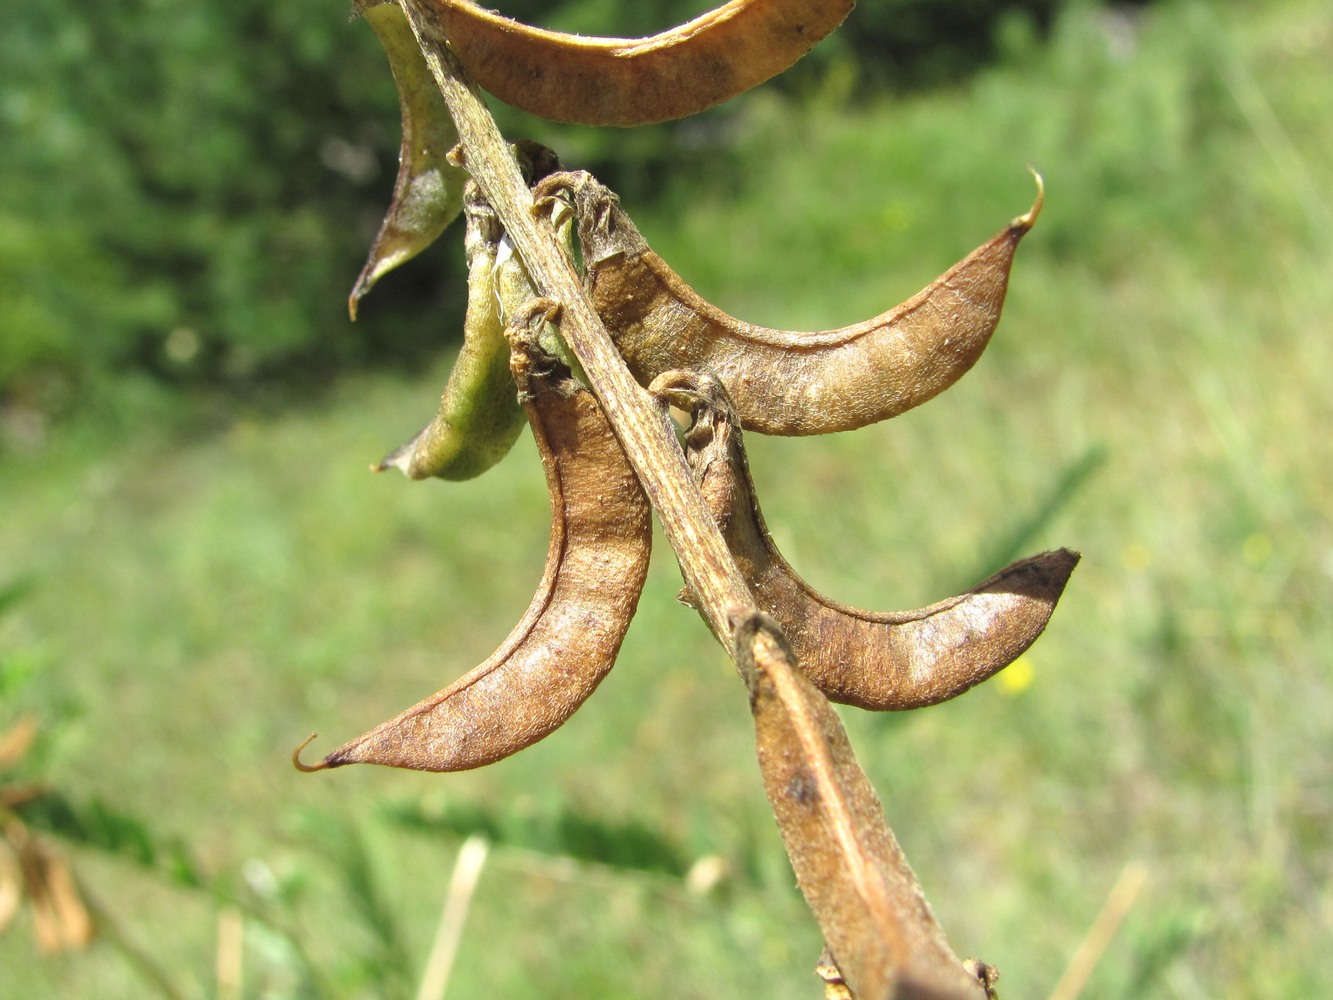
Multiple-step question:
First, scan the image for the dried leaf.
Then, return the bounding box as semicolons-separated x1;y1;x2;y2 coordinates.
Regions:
414;0;855;127
299;321;652;772
562;171;1042;435
735;614;985;1000
5;820;93;952
348;1;469;318
661;371;1078;709
0;839;20;934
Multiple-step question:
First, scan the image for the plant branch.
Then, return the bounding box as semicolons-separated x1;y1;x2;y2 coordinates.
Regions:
395;6;987;997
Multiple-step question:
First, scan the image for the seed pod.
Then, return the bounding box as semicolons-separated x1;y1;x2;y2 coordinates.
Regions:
299;317;652;772
374;183;523;480
657;370;1077;710
349;1;469;318
735;613;988;1000
413;0;856;127
563;171;1042;436
376;144;565;480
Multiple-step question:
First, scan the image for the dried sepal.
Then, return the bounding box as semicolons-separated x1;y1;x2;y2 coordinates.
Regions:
816;947;856;1000
494;191;584;382
411;0;855;127
348;1;470;318
298;310;652;772
734;613;986;1000
553;170;1042;436
658;370;1077;710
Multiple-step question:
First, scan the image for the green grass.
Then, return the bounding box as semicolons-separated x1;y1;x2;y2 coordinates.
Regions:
3;0;1331;996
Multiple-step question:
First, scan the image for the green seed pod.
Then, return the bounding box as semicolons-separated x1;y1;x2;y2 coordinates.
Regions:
376;144;565;480
349;1;469;318
374;184;525;480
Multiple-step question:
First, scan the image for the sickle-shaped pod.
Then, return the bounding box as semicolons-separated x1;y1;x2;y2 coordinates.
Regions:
412;0;856;127
656;370;1077;710
299;322;652;772
561;171;1042;436
374;183;521;480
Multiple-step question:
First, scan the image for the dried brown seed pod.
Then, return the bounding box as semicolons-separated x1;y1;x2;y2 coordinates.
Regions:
298;312;652;772
657;370;1077;710
735;613;988;1000
349;1;469;317
412;0;856;127
375;145;565;480
554;171;1042;436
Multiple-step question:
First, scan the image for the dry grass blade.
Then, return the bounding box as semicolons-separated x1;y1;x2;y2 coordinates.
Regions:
416;835;490;1000
1046;862;1149;1000
216;907;243;1000
2;819;94;953
734;614;986;1000
421;0;855;126
0;837;20;934
0;716;38;769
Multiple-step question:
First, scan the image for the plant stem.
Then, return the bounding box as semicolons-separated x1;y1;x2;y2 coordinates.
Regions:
395;7;986;997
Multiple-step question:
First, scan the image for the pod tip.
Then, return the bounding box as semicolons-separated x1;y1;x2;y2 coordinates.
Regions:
292;732;330;773
1015;166;1045;231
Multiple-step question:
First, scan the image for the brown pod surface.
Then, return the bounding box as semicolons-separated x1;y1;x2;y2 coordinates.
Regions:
570;172;1042;435
659;371;1077;710
302;331;652;772
418;0;855;127
735;614;988;1000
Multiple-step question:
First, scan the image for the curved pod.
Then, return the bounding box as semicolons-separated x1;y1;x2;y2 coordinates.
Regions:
349;1;468;317
376;146;564;480
306;334;652;772
374;184;526;480
659;371;1077;710
418;0;855;127
571;172;1042;435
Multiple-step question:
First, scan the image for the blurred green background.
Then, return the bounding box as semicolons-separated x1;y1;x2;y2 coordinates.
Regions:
2;0;1330;997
